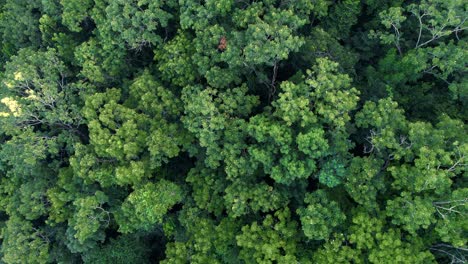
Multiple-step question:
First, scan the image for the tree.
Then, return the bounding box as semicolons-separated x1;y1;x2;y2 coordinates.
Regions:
60;0;94;32
116;180;183;233
244;58;358;185
315;209;436;264
66;192;109;252
297;190;346;240
236;208;303;263
0;48;83;136
71;71;188;186
0;0;42;59
83;234;151;264
366;0;467;120
102;0;176;50
162;206;242;264
0;216;50;264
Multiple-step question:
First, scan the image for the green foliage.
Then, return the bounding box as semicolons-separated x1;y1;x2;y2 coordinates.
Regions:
300;28;359;75
0;216;50;264
83;234;151;264
434;188;468;248
386;192;436;234
244;58;358;185
0;48;83;135
103;0;176;49
366;0;467;119
60;0;94;32
303;58;359;129
154;31;197;87
315;210;435;263
71;71;188;186
371;0;467;51
185;163;227;217
344;157;385;209
224;179;287;218
74;37;128;83
313;234;362;263
318;158;347;187
297;190;346;240
163;207;242;264
0;0;466;263
59;195;109;254
117;180;183;233
349;211;435;263
322;0;361;39
236;208;301;263
181;84;258;169
0;0;42;57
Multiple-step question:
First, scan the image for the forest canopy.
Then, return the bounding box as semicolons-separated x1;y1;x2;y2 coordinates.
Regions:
0;0;466;263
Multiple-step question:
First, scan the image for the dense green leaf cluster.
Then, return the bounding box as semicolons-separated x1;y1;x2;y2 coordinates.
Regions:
0;0;466;263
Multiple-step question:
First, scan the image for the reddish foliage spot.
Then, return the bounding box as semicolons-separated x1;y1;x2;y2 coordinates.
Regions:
218;36;227;51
